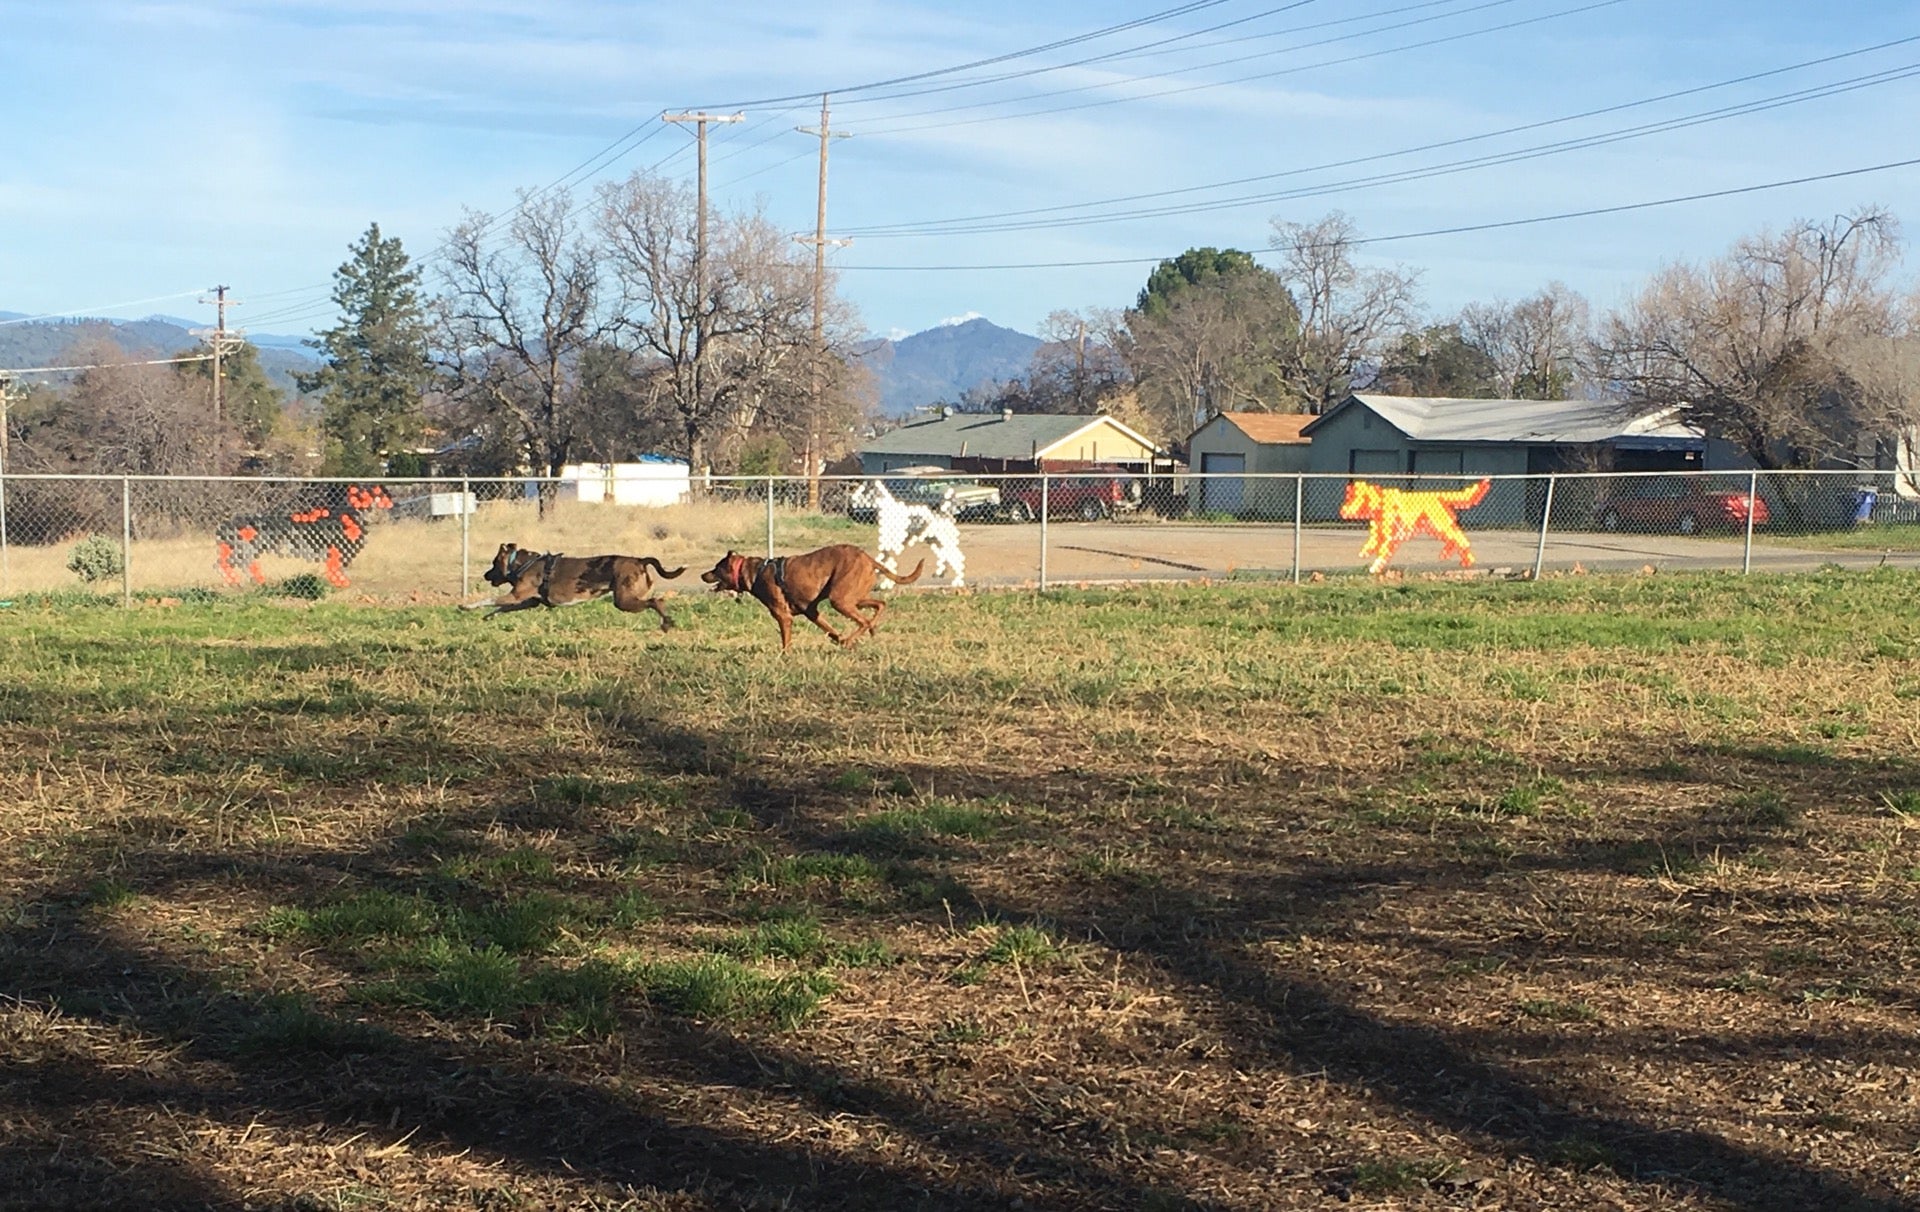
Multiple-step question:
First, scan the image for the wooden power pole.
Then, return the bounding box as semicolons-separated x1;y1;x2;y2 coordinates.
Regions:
795;94;851;508
1075;319;1088;411
663;110;744;475
194;285;244;427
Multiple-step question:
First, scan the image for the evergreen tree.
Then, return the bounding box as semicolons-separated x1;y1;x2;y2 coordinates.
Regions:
175;340;286;449
1134;247;1268;317
299;223;434;475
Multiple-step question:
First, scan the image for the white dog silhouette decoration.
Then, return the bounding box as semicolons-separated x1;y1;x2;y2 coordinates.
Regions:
859;479;967;588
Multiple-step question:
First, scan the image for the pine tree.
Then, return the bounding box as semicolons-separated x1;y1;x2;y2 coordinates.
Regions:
299;223;434;475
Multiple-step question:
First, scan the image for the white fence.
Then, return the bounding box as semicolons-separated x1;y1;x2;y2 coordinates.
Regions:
0;469;1915;604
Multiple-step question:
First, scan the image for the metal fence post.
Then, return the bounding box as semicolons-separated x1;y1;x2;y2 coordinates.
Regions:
765;476;776;558
1743;469;1759;575
459;476;472;598
120;476;132;607
0;472;10;596
1038;471;1050;591
1291;474;1304;585
1531;474;1557;581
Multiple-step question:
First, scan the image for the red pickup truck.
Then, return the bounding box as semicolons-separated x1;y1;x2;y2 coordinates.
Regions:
1004;465;1144;522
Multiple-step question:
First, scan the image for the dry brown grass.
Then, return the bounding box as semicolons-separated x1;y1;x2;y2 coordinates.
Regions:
1;572;1917;1210
1;497;851;598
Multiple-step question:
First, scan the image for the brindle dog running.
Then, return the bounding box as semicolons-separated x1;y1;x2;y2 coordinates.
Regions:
702;543;924;650
464;542;685;629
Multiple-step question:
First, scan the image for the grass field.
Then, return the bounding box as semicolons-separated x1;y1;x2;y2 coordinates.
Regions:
2;570;1917;1211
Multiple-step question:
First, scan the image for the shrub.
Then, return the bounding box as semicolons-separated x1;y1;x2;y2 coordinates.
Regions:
274;573;330;600
66;535;124;583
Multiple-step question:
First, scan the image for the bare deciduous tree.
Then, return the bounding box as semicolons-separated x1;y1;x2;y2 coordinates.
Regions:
1459;282;1592;399
1597;208;1907;468
1268;211;1420;412
596;171;859;474
436;190;614;482
983;309;1131;415
1837;321;1920;482
59;337;226;475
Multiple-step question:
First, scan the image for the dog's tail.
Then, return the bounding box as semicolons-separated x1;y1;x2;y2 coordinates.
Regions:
1441;479;1493;509
640;557;686;579
878;556;926;585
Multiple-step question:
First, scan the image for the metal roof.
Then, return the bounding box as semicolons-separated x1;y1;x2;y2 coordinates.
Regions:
1300;394;1702;447
862;412;1161;461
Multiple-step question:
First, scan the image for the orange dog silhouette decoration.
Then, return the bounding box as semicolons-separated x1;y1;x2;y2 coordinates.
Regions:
1340;478;1491;574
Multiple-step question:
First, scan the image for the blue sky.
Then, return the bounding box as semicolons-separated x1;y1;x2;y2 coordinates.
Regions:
2;0;1916;343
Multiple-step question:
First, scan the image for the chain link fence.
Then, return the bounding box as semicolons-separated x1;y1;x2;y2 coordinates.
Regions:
1;468;1915;602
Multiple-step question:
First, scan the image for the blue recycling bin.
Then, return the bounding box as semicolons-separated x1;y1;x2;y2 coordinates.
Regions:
1852;487;1878;525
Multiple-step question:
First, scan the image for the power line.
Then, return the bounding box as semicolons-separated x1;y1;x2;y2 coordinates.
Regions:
720;148;818;189
454;122;674;253
844;33;1920;236
4;354;218;375
824;155;1920;271
828;0;1331;108
855;0;1525;128
845;59;1920;237
688;1;1239;110
857;0;1626;138
1079;0;1470;69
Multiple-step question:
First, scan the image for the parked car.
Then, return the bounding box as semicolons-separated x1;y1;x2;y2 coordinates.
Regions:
1593;476;1770;534
1004;466;1144;522
847;467;1001;523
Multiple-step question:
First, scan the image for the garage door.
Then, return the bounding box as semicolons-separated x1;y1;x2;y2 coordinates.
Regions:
1200;452;1245;514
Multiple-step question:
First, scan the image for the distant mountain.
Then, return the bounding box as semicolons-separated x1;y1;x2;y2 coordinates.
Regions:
856;317;1042;417
4;309;1042;415
0;314;320;393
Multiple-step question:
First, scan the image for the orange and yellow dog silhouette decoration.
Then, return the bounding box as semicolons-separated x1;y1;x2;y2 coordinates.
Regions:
1340;478;1491;574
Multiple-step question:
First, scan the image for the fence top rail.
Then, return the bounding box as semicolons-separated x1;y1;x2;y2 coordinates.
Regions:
0;468;1903;485
659;468;1900;483
0;473;471;485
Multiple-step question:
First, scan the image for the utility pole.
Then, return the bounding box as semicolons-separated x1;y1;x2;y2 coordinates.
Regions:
1075;319;1087;411
795;94;851;508
663;110;744;476
194;285;244;427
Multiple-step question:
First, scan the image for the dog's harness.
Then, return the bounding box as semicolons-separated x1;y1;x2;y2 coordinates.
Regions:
503;548;543;582
763;556;787;591
538;551;563;600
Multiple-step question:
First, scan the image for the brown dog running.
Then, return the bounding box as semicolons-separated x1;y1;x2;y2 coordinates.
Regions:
463;542;685;629
701;544;923;650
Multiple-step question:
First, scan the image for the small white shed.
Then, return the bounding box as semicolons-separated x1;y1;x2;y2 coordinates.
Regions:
561;458;692;507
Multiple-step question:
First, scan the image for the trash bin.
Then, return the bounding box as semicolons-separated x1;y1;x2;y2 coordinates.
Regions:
1852;486;1878;525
